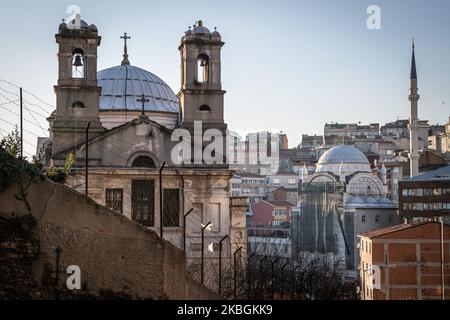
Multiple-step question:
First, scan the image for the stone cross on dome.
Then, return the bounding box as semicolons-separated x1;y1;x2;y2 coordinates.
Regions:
137;94;150;117
120;32;131;65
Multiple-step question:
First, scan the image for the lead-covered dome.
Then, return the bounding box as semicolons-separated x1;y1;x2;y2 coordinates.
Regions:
316;145;371;176
97;64;180;114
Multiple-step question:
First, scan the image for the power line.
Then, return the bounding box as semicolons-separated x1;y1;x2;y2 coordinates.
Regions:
0;83;54;115
23;102;48;135
0;104;47;132
0;118;39;137
0;79;55;110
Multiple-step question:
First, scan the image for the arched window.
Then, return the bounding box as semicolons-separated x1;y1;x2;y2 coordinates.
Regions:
362;215;366;223
72;48;85;79
132;156;156;168
72;101;85;108
199;104;211;113
197;54;209;83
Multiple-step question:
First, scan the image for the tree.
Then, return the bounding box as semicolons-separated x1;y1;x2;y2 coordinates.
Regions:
0;126;21;158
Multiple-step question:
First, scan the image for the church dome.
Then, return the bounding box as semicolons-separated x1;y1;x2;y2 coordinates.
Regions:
97;64;180;114
316;145;371;176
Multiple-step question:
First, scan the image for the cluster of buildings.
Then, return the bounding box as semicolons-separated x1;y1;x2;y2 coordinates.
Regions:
239;43;450;300
29;13;448;300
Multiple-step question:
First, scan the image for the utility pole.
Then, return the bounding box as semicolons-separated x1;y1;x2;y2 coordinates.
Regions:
234;246;243;300
85;122;91;196
201;221;212;284
159;162;166;239
19;87;23;159
440;217;445;301
183;208;193;252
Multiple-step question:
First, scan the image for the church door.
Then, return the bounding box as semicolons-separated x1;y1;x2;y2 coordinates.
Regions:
132;180;155;227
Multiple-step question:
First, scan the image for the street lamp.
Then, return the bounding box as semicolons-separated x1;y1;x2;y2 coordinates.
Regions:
201;221;212;284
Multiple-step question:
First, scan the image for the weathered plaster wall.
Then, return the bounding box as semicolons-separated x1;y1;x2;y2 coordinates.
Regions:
0;177;220;300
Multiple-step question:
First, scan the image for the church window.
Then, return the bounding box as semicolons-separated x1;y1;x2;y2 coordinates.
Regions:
362;215;366;223
132;180;155;227
72;48;85;79
197;54;209;83
105;189;123;214
375;215;380;223
199;104;211;112
132;156;156;168
163;189;180;227
71;101;85;108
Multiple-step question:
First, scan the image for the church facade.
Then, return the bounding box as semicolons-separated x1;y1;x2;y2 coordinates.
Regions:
42;18;246;292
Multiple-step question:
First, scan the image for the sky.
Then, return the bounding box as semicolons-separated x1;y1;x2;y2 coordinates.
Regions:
0;0;449;156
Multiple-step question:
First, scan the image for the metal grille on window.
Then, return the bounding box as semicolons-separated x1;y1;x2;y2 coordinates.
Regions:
132;180;155;227
163;189;180;227
106;189;123;214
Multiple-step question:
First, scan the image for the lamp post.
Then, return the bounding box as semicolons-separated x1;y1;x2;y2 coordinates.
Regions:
247;251;256;298
201;221;212;284
85;121;91;196
159;162;166;239
234;246;243;300
281;262;289;300
292;265;300;300
183;208;193;252
260;255;268;299
218;235;228;294
271;258;279;300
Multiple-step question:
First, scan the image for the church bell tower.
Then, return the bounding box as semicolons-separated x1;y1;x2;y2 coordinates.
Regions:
178;20;227;136
51;17;104;157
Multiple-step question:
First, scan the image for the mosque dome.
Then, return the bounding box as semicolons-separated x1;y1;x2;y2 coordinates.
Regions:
97;64;180;114
315;145;371;176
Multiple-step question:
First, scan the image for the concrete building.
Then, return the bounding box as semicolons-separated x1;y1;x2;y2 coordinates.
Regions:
358;221;450;300
293;145;398;277
399;166;450;224
266;171;300;194
40;18;245;291
231;172;267;205
324;123;380;139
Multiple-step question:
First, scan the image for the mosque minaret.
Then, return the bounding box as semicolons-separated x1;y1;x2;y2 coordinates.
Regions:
408;39;420;177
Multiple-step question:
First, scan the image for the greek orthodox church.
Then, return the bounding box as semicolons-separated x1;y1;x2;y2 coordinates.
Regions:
293;145;398;277
41;17;246;290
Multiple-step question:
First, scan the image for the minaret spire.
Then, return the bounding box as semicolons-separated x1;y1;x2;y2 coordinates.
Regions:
410;38;417;79
120;32;131;65
408;38;420;177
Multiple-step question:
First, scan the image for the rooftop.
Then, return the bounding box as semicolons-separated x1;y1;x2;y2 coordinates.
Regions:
409;165;450;181
358;221;445;239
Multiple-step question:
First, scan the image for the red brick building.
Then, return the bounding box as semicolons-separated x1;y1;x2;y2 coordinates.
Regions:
358;221;450;300
250;200;293;228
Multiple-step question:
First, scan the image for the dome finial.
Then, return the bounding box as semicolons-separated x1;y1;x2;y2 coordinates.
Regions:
120;32;131;65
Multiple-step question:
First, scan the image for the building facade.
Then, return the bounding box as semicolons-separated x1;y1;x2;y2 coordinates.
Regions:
358;221;450;300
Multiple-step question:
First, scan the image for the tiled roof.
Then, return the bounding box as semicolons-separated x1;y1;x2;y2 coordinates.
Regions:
265;200;295;207
358;221;442;239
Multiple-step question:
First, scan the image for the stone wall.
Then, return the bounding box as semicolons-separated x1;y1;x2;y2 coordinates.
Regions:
0;176;220;300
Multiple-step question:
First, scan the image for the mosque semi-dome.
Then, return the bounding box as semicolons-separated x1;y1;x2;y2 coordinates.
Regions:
315;145;371;176
97;64;180;114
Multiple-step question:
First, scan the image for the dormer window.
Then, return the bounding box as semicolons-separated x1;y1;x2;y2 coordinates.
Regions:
72;48;85;79
197;54;209;83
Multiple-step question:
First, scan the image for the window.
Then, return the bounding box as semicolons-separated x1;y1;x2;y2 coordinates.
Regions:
197;54;209;83
423;203;443;210
389;215;394;223
402;188;423;196
273;178;282;185
423;188;442;196
442;188;450;195
288;179;297;185
163;189;180;227
402;203;424;210
71;101;85;108
362;215;366;223
72;48;85;79
132;156;156;168
105;189;123;214
375;215;380;223
443;203;450;209
199;104;211;112
132;180;155;227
